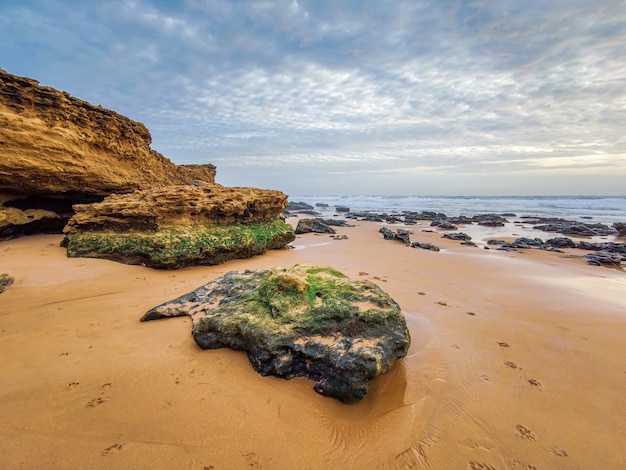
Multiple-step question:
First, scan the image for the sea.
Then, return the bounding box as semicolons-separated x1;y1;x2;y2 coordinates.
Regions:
289;195;626;226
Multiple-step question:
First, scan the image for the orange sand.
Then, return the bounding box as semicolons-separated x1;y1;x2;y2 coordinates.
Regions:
1;220;625;469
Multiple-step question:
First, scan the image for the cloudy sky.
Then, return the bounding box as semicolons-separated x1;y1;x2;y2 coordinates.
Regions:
1;1;625;196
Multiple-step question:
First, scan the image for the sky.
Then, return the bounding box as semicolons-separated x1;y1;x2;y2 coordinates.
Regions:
1;0;626;196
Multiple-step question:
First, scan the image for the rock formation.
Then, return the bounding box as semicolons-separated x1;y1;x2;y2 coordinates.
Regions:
295;218;336;234
141;264;411;403
0;68;215;238
62;182;295;269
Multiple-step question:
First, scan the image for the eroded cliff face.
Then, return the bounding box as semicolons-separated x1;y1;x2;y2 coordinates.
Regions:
0;68;216;238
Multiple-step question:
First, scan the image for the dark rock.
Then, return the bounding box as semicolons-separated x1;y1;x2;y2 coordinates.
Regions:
332;235;349;240
410;242;440;252
507;237;545;249
443;232;472;241
584;251;622;266
487;239;506;245
379;227;411;245
141;265;411;403
533;220;613;237
296;210;322;216
614;223;626;238
545;237;576;249
461;240;478;247
315;203;329;208
286;201;314;211
318;218;351;227
449;216;473;225
335;206;350;213
295;218;336;234
472;214;508;227
431;218;457;230
577;241;626;255
0;273;14;293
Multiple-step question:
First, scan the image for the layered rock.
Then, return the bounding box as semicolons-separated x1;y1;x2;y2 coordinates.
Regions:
62;182;295;269
141;264;411;403
0;69;215;238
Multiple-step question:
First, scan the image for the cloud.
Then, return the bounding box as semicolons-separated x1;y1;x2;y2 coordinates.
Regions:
0;0;625;194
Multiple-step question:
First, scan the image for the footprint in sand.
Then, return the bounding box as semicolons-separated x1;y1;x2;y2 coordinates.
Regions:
67;382;80;388
480;374;490;382
528;379;541;387
59;352;69;356
101;443;123;456
467;461;496;470
497;342;510;348
548;446;568;457
504;361;518;369
515;424;536;441
242;452;261;469
466;311;476;316
86;397;108;407
417;291;426;295
436;301;448;306
86;383;112;407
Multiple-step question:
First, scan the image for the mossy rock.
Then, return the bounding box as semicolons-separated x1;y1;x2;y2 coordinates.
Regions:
141;264;411;402
62;218;295;269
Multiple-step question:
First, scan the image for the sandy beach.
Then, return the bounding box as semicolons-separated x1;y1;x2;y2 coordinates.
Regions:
1;219;625;469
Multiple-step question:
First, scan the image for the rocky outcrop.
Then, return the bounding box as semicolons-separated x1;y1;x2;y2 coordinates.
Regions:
295;218;336;234
0;273;14;293
0;69;216;238
379;227;411;245
62;182;295;269
141;264;411;403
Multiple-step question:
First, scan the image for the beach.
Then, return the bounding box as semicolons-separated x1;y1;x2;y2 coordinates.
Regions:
1;219;625;469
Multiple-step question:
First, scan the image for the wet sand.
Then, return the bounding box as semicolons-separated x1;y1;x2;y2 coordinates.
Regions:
1;221;625;469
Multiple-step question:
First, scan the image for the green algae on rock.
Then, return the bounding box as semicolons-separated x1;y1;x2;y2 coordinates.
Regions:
63;218;294;269
61;182;295;269
141;264;411;403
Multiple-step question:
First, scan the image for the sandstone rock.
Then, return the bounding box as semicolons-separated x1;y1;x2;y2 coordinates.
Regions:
0;69;215;237
62;182;295;269
141;265;411;403
0;206;64;239
295;218;336;234
0;273;14;293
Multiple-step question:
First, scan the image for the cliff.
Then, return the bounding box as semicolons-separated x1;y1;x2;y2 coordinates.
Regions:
0;68;216;238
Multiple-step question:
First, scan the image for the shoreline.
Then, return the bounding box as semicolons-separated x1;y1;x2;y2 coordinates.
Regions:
1;220;625;469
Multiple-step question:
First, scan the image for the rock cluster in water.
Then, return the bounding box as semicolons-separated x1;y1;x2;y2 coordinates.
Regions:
141;264;411;403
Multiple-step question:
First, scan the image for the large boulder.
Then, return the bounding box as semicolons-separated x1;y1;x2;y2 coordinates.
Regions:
295;218;336;234
0;68;215;238
141;265;411;403
62;182;295;269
